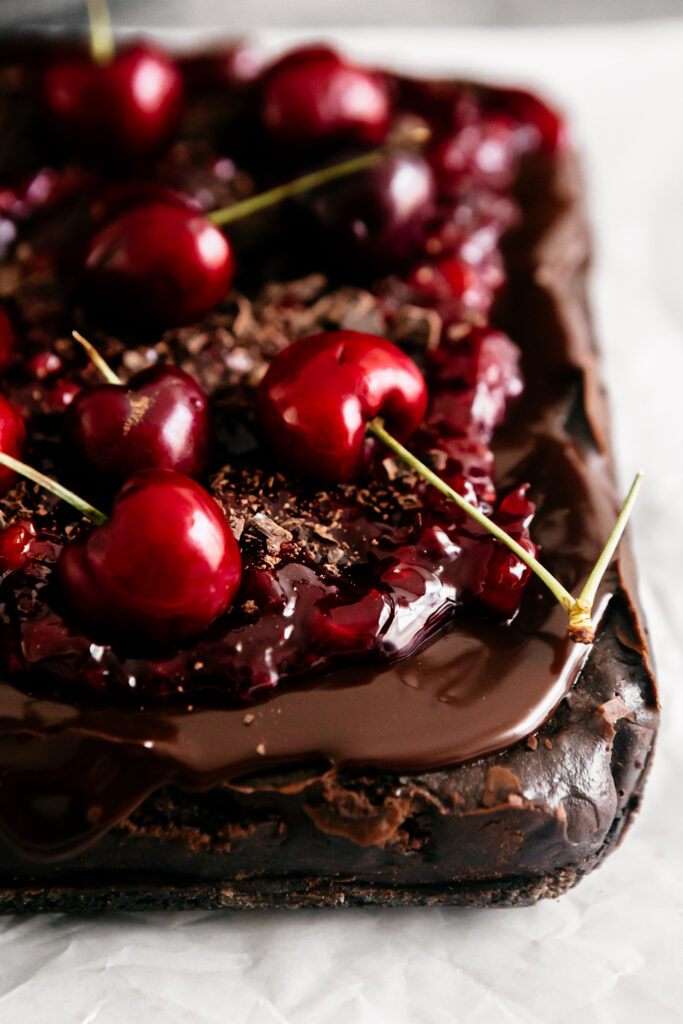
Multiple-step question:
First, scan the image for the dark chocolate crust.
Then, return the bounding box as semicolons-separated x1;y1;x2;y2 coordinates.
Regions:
0;63;659;910
0;594;658;912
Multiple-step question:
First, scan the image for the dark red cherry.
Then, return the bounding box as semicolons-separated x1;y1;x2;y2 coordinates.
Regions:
258;330;428;482
0;395;26;496
0;308;14;373
493;87;567;153
477;485;536;616
83;202;235;326
262;47;390;146
430;115;521;193
42;43;183;160
310;152;436;269
64;365;211;487
0;519;36;573
180;41;266;92
58;469;242;645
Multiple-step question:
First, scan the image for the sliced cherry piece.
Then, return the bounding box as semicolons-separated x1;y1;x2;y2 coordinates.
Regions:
258;330;427;482
58;469;242;646
0;396;26;496
262;47;391;146
309;152;436;270
0;308;15;373
41;43;183;160
83;201;235;326
64;364;211;487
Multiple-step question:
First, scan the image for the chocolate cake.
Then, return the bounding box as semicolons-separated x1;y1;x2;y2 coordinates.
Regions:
0;38;658;911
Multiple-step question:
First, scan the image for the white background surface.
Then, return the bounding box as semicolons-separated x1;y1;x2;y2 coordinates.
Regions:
1;20;682;1024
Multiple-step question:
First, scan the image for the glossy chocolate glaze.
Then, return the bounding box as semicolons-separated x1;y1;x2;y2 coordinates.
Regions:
0;59;655;865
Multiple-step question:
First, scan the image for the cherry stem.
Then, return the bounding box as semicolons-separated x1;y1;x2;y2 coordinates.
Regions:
367;418;642;644
207;125;431;228
72;331;122;386
86;0;115;67
0;452;107;525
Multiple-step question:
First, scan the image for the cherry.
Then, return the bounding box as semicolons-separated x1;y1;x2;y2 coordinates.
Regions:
492;87;567;153
65;362;211;487
58;469;242;645
180;41;266;92
429;115;522;193
0;396;26;496
83;201;235;326
262;47;391;146
27;351;63;381
41;43;183;160
0;520;36;573
258;330;427;482
0;308;15;373
406;254;496;322
477;486;536;616
309;152;436;269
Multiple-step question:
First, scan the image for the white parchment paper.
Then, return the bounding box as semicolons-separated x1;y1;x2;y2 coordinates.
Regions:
1;20;682;1024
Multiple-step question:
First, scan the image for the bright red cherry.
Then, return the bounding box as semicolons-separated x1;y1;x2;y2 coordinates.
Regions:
0;395;26;496
83;202;235;326
42;43;183;160
262;47;391;146
64;365;211;487
309;153;436;269
58;469;242;645
258;330;428;482
0;308;14;373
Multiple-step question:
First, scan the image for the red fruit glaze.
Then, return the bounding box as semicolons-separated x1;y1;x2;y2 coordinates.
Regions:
65;364;211;486
0;395;26;496
58;470;242;646
262;48;390;145
258;330;428;482
83;202;235;326
0;308;14;373
42;43;183;160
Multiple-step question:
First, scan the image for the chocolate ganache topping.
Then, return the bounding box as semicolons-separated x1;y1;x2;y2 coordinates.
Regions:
0;54;654;861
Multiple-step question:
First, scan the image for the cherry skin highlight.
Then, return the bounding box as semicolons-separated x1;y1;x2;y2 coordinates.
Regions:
58;469;242;646
41;43;183;160
262;47;391;146
0;395;26;496
83;202;235;327
64;365;211;487
257;330;428;482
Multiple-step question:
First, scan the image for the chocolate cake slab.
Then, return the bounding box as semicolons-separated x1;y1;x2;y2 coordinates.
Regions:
0;47;658;911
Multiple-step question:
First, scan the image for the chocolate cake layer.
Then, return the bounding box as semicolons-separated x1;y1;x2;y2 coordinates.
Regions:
0;51;658;909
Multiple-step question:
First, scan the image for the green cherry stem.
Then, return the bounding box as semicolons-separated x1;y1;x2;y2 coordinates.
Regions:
86;0;115;67
207;125;431;228
0;452;107;525
367;417;642;644
72;331;122;385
